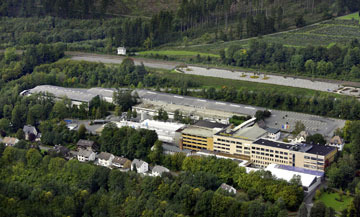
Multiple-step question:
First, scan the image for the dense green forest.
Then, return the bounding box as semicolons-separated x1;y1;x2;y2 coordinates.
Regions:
1;0;358;52
219;39;360;81
0;142;307;217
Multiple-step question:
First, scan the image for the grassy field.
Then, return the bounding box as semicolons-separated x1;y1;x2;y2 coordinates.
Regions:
318;192;353;212
138;50;220;58
338;12;360;21
158;12;360;55
154;69;349;98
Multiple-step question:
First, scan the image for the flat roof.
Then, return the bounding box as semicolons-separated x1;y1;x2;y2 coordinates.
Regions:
266;128;280;134
194;120;228;129
306;145;336;156
266;164;320;188
233;125;267;140
253;138;295;150
253;138;336;156
181;125;216;138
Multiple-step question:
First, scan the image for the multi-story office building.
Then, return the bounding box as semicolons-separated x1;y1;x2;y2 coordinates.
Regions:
213;124;267;160
251;139;337;171
179;120;228;151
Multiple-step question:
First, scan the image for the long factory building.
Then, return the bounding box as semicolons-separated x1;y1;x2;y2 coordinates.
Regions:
177;119;337;172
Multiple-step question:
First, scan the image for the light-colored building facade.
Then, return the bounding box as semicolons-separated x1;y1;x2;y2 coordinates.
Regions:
131;159;149;174
117;47;126;55
213;124;267;160
179;120;227;151
97;152;115;167
77;149;96;162
251;139;337;172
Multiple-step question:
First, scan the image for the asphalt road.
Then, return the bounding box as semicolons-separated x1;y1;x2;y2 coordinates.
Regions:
69;52;343;93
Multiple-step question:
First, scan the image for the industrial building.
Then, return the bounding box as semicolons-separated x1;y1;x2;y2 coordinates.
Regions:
24;85;345;137
251;139;337;172
178;120;228;151
113;119;185;144
22;85;116;106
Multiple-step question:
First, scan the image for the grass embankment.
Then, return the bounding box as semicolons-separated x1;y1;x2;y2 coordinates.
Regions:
155;69;347;98
138;50;219;58
338;12;360;21
318;192;353;212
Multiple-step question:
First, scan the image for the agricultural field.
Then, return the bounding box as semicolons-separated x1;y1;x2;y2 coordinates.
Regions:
158;12;360;56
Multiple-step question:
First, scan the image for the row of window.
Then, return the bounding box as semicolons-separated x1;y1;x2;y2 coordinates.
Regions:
214;142;230;147
183;133;207;140
251;151;289;159
253;156;289;165
216;138;242;145
183;139;207;146
182;135;207;142
252;146;288;155
214;146;230;151
304;156;323;161
183;144;206;150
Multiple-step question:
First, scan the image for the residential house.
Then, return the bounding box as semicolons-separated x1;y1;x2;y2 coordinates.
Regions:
266;128;281;141
218;183;237;194
117;47;126;55
77;149;96;162
2;137;19;146
328;135;345;151
112;156;130;168
97;152;115;167
151;165;170;177
23;125;38;141
77;140;95;151
131;159;149;174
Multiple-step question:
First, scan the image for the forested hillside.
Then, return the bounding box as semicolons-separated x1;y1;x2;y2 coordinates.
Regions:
1;0;358;52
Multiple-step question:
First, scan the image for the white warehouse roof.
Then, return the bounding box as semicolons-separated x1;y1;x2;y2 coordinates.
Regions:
266;164;321;188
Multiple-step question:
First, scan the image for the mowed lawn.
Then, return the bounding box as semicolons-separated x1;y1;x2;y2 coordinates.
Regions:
138;50;220;58
338;12;360;21
319;192;353;212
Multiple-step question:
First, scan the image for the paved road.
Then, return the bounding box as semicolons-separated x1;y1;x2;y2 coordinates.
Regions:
69;52;344;93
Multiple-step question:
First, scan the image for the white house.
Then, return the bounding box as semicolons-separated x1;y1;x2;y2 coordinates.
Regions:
218;183;237;194
151;165;170;177
131;159;149;174
327;135;345;151
266;128;281;141
292;131;310;144
117;47;126;55
97;152;115;167
77;149;96;162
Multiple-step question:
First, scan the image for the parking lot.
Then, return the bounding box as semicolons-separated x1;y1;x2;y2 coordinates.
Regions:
136;90;345;137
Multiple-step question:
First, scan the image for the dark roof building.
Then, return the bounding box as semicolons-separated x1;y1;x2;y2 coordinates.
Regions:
193;120;228;129
97;152;113;161
77;140;95;150
251;138;337;171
